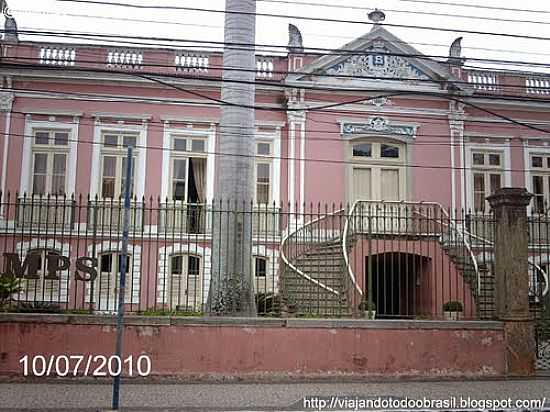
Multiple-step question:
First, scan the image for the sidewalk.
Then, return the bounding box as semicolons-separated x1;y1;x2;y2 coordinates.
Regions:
1;378;549;411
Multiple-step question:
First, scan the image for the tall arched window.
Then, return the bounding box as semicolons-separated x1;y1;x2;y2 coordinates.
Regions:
18;249;67;304
93;252;133;312
166;254;202;311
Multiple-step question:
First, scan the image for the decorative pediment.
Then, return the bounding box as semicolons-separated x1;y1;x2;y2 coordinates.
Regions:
341;116;417;138
286;25;462;89
325;42;430;80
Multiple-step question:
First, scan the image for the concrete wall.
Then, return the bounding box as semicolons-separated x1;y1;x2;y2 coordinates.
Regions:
0;315;505;379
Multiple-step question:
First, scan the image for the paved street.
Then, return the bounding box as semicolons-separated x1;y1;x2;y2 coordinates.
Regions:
1;378;549;411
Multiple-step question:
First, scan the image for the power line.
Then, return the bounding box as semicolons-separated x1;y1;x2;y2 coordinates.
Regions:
383;0;550;15
4;108;544;149
2;129;544;174
52;0;550;42
257;0;550;27
14;7;550;59
12;32;550;72
5;62;550;136
7;53;550;95
4;103;548;148
8;27;550;75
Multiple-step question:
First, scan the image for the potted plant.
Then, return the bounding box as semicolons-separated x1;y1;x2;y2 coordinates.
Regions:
443;300;463;320
359;300;376;319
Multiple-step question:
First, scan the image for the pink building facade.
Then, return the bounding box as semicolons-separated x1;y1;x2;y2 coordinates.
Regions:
0;20;548;318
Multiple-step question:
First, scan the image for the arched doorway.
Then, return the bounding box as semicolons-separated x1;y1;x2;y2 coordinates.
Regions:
366;252;428;318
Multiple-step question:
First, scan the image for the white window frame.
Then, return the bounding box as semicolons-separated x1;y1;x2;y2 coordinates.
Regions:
168;134;208;203
90;121;147;198
165;253;202;310
85;241;141;308
21;117;79;195
346;139;407;202
161;126;215;203
525;145;550;214
255;140;273;204
255;130;281;204
99;131;139;199
157;243;211;306
465;143;511;212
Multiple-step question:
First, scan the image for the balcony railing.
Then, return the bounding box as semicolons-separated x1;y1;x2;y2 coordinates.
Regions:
107;49;143;69
87;200;145;233
175;52;209;73
526;77;550;95
256;57;274;79
39;47;76;66
467;71;498;91
15;196;75;230
159;203;210;234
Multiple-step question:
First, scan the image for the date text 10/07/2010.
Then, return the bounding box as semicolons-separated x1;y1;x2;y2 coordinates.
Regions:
19;355;152;377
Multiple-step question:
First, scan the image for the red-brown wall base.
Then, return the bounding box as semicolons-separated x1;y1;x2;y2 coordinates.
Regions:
0;315;506;379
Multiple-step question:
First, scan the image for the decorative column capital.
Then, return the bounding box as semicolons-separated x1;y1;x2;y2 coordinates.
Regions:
487;188;533;210
287;110;305;123
0;91;14;112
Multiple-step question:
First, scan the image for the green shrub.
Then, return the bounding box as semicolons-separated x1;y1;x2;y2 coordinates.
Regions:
0;274;22;307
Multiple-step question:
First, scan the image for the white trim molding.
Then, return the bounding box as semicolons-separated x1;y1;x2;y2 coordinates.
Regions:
160;123;216;202
157;243;211;306
85;241;142;305
464;140;512;211
89;119;148;198
20;116;80;195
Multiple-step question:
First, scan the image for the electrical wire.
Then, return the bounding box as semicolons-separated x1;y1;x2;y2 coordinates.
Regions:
13;6;550;59
52;0;550;42
1;129;544;174
257;0;550;27
9;27;550;69
5;59;550;136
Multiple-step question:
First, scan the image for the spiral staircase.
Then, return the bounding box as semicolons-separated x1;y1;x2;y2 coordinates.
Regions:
279;201;546;319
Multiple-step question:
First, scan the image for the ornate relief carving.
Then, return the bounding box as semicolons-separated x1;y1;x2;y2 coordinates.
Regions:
0;91;14;112
342;117;416;137
362;96;392;107
326;42;429;80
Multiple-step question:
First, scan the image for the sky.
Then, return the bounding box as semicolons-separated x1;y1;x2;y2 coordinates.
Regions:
6;0;550;73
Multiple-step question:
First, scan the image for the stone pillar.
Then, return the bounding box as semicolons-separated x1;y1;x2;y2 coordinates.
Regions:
487;188;535;376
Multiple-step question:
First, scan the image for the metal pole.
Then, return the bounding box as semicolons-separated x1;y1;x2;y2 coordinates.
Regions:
112;146;132;411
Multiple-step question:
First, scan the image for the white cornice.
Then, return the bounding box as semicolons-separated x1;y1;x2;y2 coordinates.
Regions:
14;91;222;108
304;101;448;117
464;132;514;140
464;96;550;111
92;112;152;121
20;108;83;117
1;68;283;92
467;116;550;126
160;115;218;124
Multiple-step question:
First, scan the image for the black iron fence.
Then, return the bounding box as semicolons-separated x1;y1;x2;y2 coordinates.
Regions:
0;193;548;320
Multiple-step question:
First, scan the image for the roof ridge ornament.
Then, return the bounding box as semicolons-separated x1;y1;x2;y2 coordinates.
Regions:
368;9;386;25
2;1;18;43
288;24;304;54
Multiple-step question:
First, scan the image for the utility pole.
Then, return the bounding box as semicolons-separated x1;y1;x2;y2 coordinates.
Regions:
207;0;257;316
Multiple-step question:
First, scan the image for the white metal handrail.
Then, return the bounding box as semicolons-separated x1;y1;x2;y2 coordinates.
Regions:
342;200;482;300
530;262;550;298
279;209;344;296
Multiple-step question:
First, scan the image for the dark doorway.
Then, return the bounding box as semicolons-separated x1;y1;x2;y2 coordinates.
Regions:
366;252;423;319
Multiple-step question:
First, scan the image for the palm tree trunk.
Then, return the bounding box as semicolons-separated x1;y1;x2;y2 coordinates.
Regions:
207;0;257;316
